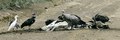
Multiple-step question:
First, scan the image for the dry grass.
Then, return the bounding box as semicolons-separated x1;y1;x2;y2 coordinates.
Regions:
0;0;53;10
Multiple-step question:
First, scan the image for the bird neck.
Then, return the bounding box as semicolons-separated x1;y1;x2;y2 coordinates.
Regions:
14;17;18;21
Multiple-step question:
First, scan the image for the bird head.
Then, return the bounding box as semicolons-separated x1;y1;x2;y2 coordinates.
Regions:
32;13;36;15
15;15;19;18
32;10;37;18
61;10;65;13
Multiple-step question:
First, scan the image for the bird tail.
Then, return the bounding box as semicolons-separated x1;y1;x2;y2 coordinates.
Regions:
7;28;10;31
8;26;12;31
20;24;24;28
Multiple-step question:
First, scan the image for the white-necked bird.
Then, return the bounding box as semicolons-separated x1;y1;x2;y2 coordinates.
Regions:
8;15;19;31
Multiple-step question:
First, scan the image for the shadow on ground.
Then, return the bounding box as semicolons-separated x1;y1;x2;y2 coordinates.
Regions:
0;28;120;35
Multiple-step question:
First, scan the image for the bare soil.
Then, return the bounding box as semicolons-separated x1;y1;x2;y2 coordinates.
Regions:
0;0;120;40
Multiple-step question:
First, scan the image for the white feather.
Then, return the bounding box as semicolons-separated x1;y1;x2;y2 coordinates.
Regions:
41;20;57;31
41;20;68;31
8;15;18;31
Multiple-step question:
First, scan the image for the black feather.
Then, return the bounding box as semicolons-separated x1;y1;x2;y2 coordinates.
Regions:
21;17;35;28
45;19;54;25
9;20;14;26
92;14;109;23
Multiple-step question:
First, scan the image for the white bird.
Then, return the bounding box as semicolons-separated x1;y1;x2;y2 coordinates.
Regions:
8;15;19;31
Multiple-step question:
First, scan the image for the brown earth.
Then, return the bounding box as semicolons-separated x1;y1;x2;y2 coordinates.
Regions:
0;0;120;40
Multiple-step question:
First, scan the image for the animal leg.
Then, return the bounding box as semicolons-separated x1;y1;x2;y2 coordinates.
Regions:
13;27;17;31
50;26;56;31
88;25;91;29
67;24;72;30
26;26;31;32
28;26;31;30
22;27;25;30
72;25;76;30
96;24;100;30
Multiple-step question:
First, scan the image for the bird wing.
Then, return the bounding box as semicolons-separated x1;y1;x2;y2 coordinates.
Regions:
21;19;30;27
21;18;35;28
32;19;35;23
9;20;14;26
15;23;20;29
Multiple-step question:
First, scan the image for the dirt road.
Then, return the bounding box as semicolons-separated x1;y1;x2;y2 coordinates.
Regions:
0;0;120;40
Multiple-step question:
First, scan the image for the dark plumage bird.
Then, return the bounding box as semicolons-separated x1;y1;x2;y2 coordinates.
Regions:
92;14;109;23
58;13;87;29
21;13;36;30
88;21;110;29
88;14;110;29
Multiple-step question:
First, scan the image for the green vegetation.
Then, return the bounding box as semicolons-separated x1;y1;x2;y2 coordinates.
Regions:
0;0;53;10
0;0;55;22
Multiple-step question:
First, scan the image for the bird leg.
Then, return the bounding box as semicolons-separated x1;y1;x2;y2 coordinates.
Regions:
50;26;57;31
13;27;17;31
28;27;31;30
67;25;72;30
88;25;91;29
96;25;100;29
21;27;25;30
28;26;31;31
72;25;76;30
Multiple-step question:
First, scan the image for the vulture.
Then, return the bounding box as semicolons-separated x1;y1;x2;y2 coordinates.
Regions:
21;13;36;30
